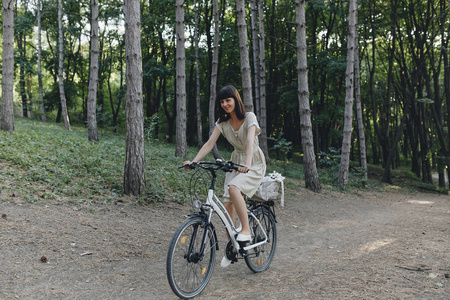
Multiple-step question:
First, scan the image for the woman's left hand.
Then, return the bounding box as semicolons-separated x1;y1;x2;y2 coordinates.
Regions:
237;165;250;173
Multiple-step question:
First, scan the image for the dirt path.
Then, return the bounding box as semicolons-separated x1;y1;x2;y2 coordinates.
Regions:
1;187;449;299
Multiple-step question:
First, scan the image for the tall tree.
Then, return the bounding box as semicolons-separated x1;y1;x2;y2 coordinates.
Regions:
250;0;261;116
123;0;146;195
208;0;222;159
295;0;321;192
58;0;71;130
175;0;187;157
236;0;253;111
338;0;357;188
16;0;29;118
257;0;269;159
1;0;15;132
374;0;398;181
353;13;367;182
444;0;450;186
37;0;46;122
87;0;99;142
194;0;203;147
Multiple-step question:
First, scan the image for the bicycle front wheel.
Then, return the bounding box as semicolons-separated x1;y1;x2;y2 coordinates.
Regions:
166;217;216;299
245;207;277;272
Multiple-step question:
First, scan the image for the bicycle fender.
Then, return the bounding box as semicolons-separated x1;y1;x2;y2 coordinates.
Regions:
187;211;207;222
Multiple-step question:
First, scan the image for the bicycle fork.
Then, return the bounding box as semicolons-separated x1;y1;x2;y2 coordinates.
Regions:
186;216;218;262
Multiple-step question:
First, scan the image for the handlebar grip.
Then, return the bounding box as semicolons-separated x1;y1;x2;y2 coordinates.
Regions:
223;162;242;172
179;162;197;170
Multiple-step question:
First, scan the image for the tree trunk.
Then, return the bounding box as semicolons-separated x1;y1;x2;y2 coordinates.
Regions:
162;78;175;142
380;0;400;183
123;0;146;196
97;35;105;117
250;0;260;117
236;0;253;111
175;0;187;158
1;0;15;132
367;0;380;165
17;24;28;117
445;4;450;187
382;112;407;184
194;0;203;147
338;0;357;188
295;0;321;192
87;0;99;142
208;0;222;159
58;0;71;130
353;17;367;182
37;0;47;122
111;39;125;132
258;0;269;160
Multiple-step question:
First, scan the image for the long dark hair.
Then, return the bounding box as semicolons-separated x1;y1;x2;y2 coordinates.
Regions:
217;85;246;123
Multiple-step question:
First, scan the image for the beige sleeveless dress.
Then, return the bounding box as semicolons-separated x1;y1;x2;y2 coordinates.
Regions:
216;112;266;202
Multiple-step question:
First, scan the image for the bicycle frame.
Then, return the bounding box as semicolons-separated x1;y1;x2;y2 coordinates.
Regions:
202;185;268;253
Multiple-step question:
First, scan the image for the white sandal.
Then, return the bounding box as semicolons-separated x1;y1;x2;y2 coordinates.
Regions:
236;233;251;242
220;256;232;268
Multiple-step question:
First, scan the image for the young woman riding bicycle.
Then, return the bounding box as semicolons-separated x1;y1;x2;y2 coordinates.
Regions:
184;85;266;267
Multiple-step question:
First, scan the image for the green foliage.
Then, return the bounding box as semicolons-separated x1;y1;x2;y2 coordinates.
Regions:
268;132;293;161
417;97;434;104
96;105;114;129
318;147;340;168
144;114;160;141
317;147;341;184
277;83;298;110
14;10;35;36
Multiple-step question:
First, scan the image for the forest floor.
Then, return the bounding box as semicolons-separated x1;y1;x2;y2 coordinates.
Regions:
1;175;449;300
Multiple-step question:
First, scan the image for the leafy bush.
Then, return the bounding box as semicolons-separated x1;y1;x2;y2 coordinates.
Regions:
317;147;341;185
268;132;292;161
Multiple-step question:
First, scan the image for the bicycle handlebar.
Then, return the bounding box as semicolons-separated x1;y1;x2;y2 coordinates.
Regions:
181;159;244;172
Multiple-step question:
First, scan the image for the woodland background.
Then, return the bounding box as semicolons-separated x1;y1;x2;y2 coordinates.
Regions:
1;0;450;196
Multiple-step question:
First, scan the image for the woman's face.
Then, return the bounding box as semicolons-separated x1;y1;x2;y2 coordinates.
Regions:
220;97;235;114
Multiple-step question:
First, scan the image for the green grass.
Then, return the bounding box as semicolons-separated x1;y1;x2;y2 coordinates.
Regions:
0;118;194;204
0;118;446;206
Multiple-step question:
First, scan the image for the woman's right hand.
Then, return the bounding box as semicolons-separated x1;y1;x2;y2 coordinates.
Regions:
183;161;197;169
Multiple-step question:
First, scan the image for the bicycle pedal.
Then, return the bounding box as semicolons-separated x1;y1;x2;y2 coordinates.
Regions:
238;241;250;254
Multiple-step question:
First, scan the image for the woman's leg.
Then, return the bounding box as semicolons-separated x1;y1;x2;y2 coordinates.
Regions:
228;185;250;236
224;202;236;240
224;202;236;226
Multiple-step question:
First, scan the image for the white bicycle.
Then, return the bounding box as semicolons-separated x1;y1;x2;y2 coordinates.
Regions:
166;160;277;299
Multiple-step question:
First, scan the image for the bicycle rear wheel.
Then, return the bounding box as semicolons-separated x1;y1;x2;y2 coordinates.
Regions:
245;207;277;272
166;217;216;299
